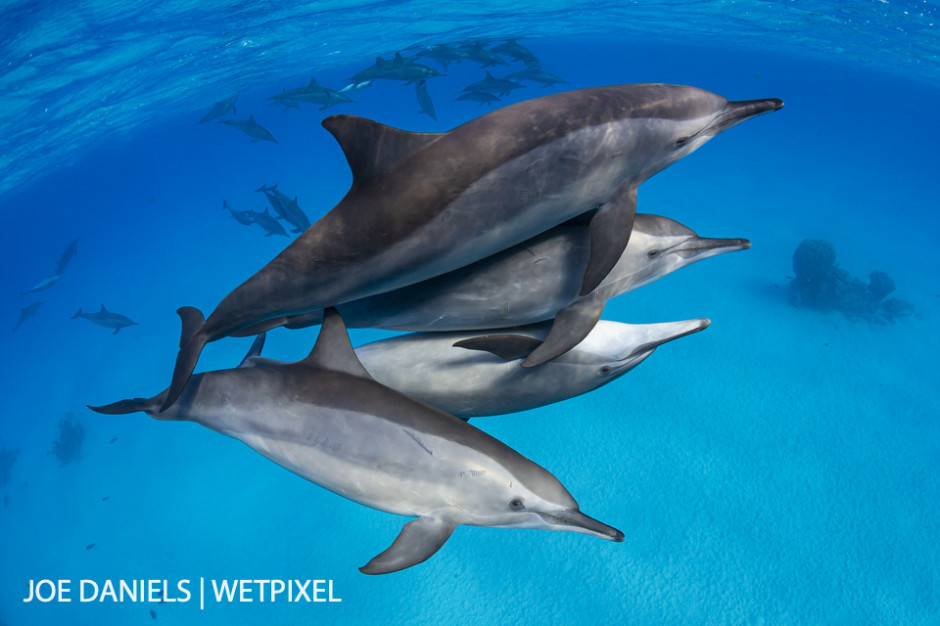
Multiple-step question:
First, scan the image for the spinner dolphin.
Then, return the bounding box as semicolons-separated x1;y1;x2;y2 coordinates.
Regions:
92;310;623;574
355;318;710;418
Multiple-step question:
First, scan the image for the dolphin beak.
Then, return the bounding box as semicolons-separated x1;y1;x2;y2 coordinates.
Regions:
538;509;625;542
624;318;710;360
707;97;784;136
672;236;751;260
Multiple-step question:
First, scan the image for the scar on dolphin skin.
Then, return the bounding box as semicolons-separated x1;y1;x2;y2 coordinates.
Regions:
403;429;433;456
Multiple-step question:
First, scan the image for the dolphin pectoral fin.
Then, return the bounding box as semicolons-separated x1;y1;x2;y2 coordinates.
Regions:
454;335;544;361
160;307;207;412
581;186;637;296
360;517;457;575
521;296;606;368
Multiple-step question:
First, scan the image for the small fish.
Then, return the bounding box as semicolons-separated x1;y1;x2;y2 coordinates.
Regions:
102;496;110;501
109;437;117;444
217;115;278;143
12;302;42;333
150;609;157;619
199;94;238;123
3;495;8;507
72;305;139;334
86;543;96;550
415;80;436;120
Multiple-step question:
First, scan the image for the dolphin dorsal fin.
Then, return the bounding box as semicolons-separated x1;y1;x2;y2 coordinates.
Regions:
301;308;373;379
100;304;107;313
321;115;445;184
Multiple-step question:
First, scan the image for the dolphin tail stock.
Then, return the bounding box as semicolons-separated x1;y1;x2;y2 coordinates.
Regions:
360;516;457;575
71;308;83;319
580;186;637;296
522;295;606;368
160;307;207;412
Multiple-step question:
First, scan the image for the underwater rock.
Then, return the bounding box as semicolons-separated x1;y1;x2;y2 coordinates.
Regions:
50;412;85;467
0;446;19;486
789;238;913;324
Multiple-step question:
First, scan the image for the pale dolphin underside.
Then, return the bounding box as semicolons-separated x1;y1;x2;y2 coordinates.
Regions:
163;84;782;410
91;310;624;574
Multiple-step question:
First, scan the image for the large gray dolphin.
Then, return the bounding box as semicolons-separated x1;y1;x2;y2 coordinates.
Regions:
91;310;623;574
164;84;782;409
354;318;709;418
232;213;747;366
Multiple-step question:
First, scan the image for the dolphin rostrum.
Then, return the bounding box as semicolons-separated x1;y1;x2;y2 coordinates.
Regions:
91;309;623;574
355;318;710;418
231;213;748;364
163;84;782;409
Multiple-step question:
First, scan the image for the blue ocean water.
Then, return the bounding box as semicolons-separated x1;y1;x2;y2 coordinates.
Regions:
1;2;939;625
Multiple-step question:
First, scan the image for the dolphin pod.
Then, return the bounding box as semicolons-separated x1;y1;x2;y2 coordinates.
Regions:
91;309;624;574
229;213;748;364
163;84;782;410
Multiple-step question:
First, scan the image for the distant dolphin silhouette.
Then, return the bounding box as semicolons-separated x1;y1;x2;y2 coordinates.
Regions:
217;115;277;143
72;305;138;334
92;309;624;574
162;84;782;410
12;302;42;333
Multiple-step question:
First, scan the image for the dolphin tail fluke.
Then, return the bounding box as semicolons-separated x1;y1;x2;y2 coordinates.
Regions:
521;296;606;368
88;397;157;415
360;517;457;575
580;186;637;296
160;307;207;412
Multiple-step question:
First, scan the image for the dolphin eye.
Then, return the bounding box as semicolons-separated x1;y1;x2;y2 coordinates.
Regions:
508;498;525;511
675;136;690;146
599;366;612;375
647;249;661;258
